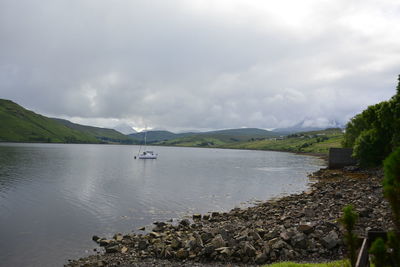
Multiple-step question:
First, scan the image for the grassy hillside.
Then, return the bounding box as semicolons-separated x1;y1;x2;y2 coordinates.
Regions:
157;128;281;147
159;128;343;154
54;118;138;144
0;99;99;143
224;128;344;154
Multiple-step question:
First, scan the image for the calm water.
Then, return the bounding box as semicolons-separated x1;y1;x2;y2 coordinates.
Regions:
0;143;324;266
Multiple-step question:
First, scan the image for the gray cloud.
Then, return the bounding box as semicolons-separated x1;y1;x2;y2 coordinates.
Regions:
1;0;400;131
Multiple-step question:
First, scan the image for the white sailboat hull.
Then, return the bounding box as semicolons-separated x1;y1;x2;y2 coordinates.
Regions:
138;151;158;159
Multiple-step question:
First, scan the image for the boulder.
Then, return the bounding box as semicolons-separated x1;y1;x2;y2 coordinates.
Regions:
297;223;314;234
210;234;226;248
176;248;189;259
322;230;340;249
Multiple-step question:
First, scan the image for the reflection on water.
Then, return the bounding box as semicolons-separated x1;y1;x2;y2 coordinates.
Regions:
0;143;324;266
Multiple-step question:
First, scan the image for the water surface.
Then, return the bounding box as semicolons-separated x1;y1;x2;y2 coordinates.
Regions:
0;143;324;266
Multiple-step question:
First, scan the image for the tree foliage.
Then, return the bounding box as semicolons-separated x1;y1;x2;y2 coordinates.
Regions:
342;75;400;166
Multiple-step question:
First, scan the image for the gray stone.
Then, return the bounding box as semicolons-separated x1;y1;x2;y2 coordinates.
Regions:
210;234;226;248
105;245;119;253
297;223;314;234
291;233;307;249
255;252;268;264
138;240;148;250
322;230;339;249
176;248;189;259
242;242;256;257
179;219;190;227
193;214;202;220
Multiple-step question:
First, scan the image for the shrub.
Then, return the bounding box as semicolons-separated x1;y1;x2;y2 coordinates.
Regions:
339;205;358;267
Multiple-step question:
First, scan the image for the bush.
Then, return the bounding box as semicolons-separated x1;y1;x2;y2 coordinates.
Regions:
369;148;400;266
339;205;358;267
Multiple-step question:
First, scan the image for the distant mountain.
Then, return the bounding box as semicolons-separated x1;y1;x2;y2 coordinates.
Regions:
113;123;136;135
273;120;344;134
0;99;99;143
53;119;138;144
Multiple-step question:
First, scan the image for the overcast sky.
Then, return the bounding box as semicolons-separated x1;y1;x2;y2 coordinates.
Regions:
1;0;400;132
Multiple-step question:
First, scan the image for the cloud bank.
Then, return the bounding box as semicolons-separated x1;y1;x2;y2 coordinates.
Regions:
1;0;400;131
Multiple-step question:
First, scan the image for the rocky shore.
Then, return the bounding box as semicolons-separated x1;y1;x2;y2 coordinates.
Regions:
66;167;392;267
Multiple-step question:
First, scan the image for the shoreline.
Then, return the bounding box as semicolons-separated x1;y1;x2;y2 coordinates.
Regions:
66;167;392;266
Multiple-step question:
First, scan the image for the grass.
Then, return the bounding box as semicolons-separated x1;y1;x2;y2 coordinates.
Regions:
0;99;100;143
222;128;344;155
157;128;344;155
264;260;350;267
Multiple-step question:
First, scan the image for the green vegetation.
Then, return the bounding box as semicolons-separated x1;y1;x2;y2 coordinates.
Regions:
221;128;343;154
264;260;349;267
369;147;400;266
0;99;99;143
0;99;138;144
53;118;138;144
343;75;400;166
157;128;343;154
339;205;359;267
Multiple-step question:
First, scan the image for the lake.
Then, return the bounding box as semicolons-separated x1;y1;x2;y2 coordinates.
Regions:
0;143;325;266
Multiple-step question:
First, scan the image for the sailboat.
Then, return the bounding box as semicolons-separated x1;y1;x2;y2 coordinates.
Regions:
137;129;158;159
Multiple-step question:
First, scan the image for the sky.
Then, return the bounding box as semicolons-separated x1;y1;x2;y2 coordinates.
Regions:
1;0;400;132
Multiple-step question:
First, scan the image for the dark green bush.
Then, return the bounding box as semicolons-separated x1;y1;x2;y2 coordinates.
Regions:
369;238;387;267
339;205;358;267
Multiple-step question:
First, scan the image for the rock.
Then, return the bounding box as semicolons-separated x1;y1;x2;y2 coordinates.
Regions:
138;240;148;250
210;234;226;248
200;244;215;256
215;246;232;256
105;245;119;253
92;235;101;243
176;248;189;259
201;232;214;243
121;246;128;253
303;208;316;218
179;219;190;227
255;251;268;264
149;232;161;238
202;214;210;220
113;233;123;241
269;238;288;250
171;238;182;249
193;214;202;220
99;239;113;247
298;223;314;234
265;229;280;240
322;230;340;249
242;242;256;257
211;212;220;217
291;233;307;249
138;226;146;231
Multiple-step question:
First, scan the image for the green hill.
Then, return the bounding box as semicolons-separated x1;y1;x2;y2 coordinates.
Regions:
0;99;99;143
224;128;344;154
156;128;281;147
157;127;343;154
53;118;138;144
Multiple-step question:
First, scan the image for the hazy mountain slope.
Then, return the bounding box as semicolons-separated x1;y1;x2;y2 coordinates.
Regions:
0;99;99;143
